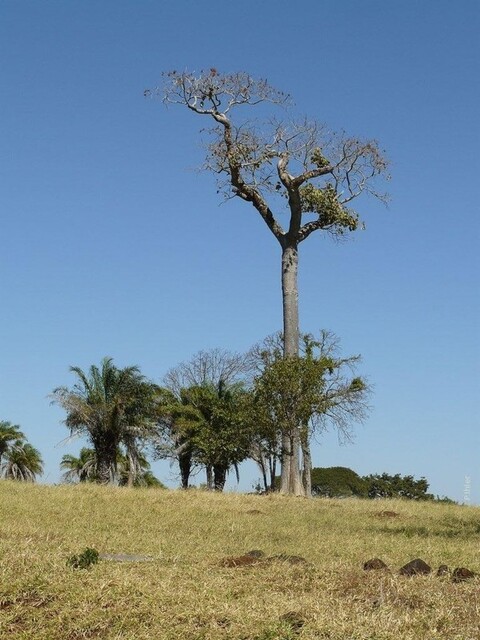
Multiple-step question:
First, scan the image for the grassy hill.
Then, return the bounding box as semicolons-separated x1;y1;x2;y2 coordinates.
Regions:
1;482;479;639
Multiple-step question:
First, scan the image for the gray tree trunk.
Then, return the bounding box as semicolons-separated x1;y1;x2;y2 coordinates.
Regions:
280;242;304;496
301;427;312;498
281;243;300;358
205;464;214;490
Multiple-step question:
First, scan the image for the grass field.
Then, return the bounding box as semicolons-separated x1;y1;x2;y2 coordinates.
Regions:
1;482;479;639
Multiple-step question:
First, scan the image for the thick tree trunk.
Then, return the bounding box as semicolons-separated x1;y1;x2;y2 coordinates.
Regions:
213;465;227;491
280;242;304;496
281;243;300;358
95;443;117;485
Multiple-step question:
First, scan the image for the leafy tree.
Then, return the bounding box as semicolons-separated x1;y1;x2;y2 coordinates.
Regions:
249;331;370;496
183;381;252;491
364;472;434;500
158;349;252;490
0;421;25;467
310;466;367;498
1;441;43;482
52;357;159;485
154;70;389;494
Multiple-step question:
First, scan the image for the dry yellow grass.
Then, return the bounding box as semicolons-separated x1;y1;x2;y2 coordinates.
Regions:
1;481;480;639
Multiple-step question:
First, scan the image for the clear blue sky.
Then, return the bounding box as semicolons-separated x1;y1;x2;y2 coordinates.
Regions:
1;0;478;502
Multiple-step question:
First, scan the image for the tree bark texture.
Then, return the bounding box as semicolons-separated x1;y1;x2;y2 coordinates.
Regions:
95;442;117;485
280;242;305;496
281;243;300;359
301;427;312;498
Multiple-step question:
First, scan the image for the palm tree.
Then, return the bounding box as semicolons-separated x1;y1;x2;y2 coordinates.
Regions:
1;441;43;482
52;358;159;484
155;387;202;489
116;450;163;487
60;446;163;487
60;447;98;483
0;421;25;467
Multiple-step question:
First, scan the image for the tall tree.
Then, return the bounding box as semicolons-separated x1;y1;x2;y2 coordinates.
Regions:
153;70;388;494
52;357;159;485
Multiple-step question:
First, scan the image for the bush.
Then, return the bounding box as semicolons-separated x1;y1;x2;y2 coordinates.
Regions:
66;547;99;569
310;467;367;498
363;473;434;500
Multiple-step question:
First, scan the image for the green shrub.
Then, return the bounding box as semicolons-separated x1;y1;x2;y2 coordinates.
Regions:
66;547;99;569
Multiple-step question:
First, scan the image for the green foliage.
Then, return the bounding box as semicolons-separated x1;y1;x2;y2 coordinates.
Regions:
253;354;329;437
66;547;99;569
182;381;253;489
252;332;369;443
364;472;434;500
306;467;445;502
311;147;330;168
299;183;360;233
310;466;368;498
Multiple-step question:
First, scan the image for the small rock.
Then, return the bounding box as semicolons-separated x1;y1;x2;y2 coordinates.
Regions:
245;549;265;558
436;564;450;576
452;567;476;582
399;558;431;576
363;558;389;571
